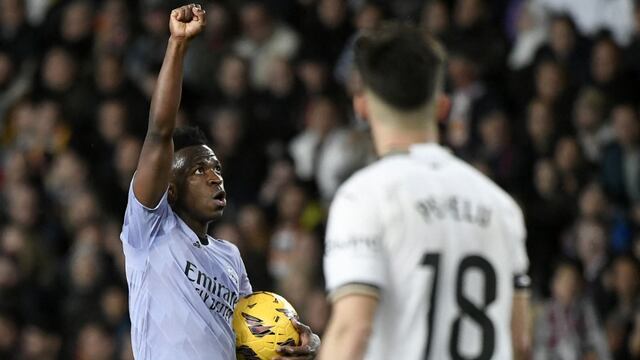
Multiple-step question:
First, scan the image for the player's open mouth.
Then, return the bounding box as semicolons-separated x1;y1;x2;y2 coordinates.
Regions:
213;191;226;207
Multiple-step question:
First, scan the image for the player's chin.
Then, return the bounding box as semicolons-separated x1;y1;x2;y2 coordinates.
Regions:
205;199;226;219
209;206;225;220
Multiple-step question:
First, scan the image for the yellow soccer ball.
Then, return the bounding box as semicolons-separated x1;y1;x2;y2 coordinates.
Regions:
233;291;301;360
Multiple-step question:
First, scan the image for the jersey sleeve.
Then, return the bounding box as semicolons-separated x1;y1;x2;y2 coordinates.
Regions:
323;184;387;299
237;255;253;297
120;176;171;251
504;201;529;277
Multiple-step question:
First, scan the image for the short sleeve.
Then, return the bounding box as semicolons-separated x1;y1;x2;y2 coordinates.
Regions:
504;201;528;276
120;177;171;251
237;255;253;297
323;185;387;296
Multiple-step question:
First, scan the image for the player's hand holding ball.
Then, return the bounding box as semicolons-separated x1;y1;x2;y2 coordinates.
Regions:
233;292;320;359
274;318;321;360
169;3;206;41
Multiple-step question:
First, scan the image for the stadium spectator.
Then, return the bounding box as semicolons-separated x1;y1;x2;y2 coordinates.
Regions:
19;320;62;360
553;136;588;197
0;311;19;359
533;260;610;360
573;87;612;163
209;53;258;123
421;0;450;42
234;1;299;89
182;1;235;92
335;1;385;86
74;322;116;360
446;50;500;155
590;36;637;104
601;104;640;206
55;1;94;60
255;56;302;147
475;109;524;192
525;159;575;293
508;0;548;71
606;255;640;359
290;96;361;201
534;14;589;87
534;0;635;45
447;0;507;78
206;107;266;208
236;205;274;291
300;0;353;68
94;0;133;56
0;0;39;62
522;99;558;174
124;2;169;98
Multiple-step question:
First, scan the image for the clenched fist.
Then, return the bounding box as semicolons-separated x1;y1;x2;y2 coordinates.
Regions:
169;4;206;41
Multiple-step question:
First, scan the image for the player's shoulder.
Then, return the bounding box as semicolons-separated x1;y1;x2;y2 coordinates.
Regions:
405;144;522;216
457;160;522;214
334;159;392;201
211;237;243;258
209;236;240;253
212;237;248;269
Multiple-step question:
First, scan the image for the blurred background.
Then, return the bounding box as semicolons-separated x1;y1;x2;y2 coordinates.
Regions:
2;0;640;358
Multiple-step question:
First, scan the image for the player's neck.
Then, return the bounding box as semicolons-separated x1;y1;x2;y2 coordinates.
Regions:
367;97;439;156
373;124;438;157
176;208;209;239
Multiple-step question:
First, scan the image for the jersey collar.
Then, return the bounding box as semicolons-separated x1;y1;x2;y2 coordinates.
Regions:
409;143;452;158
175;214;213;247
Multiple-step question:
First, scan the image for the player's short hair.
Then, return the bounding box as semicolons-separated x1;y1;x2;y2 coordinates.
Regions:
354;22;445;111
173;126;209;152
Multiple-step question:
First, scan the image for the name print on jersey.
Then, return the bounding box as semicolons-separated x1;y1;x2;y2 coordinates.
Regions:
416;195;492;227
184;261;239;323
324;235;383;255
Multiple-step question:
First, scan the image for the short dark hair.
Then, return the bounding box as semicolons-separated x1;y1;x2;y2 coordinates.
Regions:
173;126;209;152
354;22;444;110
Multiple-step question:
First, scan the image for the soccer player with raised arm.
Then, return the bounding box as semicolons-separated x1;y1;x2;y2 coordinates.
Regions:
120;4;319;359
319;24;531;360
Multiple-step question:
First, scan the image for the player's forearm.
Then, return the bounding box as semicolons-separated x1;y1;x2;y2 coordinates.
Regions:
318;320;371;360
147;37;189;138
511;290;531;358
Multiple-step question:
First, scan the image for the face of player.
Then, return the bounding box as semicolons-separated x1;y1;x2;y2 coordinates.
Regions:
170;145;227;223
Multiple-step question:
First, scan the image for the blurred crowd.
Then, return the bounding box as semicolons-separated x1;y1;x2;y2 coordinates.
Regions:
2;0;640;358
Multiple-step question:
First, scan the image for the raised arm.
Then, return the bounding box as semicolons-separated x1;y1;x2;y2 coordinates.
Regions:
133;4;206;208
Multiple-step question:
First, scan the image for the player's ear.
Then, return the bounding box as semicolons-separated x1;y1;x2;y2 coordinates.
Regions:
436;94;451;124
353;92;369;122
168;182;177;206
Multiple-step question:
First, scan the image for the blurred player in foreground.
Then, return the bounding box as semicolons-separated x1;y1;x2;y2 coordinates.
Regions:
119;4;319;359
319;23;531;360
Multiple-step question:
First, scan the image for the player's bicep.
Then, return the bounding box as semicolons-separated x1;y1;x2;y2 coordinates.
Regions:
133;132;174;209
323;188;386;294
504;202;528;275
122;172;171;251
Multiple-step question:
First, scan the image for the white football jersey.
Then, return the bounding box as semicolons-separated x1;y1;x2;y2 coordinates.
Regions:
324;143;528;360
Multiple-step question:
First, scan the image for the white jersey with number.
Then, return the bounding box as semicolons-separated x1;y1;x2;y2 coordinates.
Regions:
324;143;528;360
